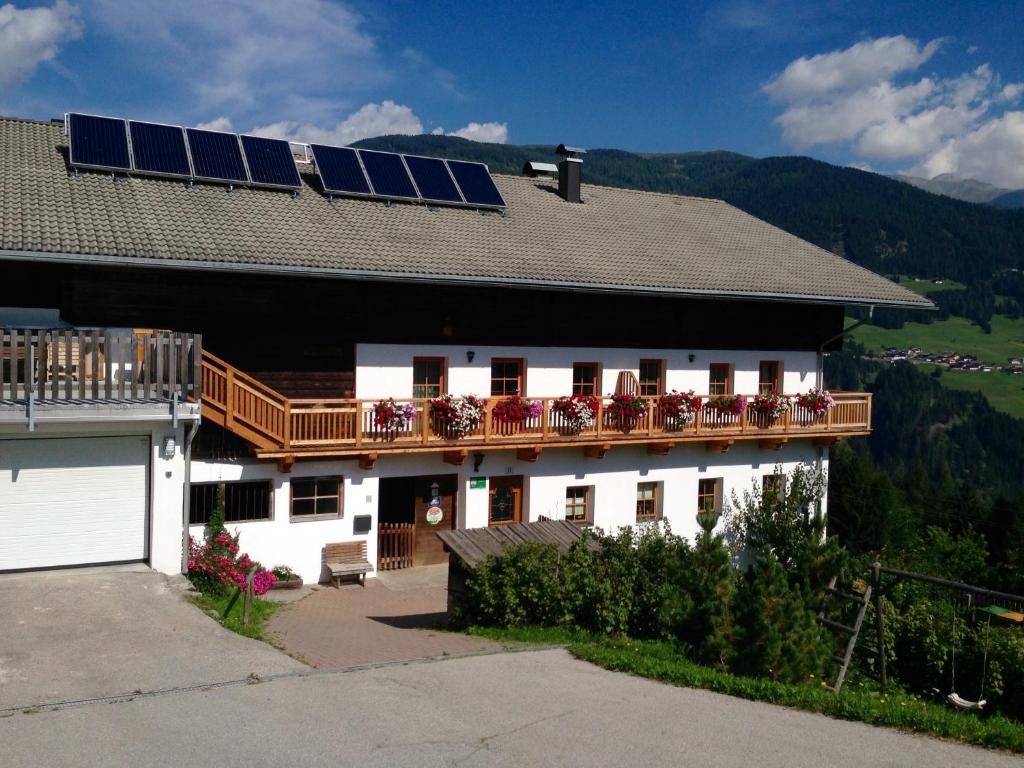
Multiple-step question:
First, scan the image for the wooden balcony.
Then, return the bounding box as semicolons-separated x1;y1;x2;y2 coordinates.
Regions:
201;351;871;468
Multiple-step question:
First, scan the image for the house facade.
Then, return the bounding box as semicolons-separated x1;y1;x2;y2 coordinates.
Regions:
0;115;931;581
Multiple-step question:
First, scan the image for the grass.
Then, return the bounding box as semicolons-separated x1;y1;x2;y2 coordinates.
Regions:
897;276;967;296
920;365;1024;419
465;626;1024;754
186;588;281;641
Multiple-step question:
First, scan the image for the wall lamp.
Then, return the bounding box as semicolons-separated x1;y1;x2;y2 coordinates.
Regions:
473;452;485;472
688;353;696;363
466;350;475;363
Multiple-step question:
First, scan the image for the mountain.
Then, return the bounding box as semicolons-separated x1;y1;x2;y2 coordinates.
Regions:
889;173;1013;205
353;135;1024;283
993;189;1024;209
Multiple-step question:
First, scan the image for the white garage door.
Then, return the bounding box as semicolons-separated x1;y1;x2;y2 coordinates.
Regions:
0;436;149;571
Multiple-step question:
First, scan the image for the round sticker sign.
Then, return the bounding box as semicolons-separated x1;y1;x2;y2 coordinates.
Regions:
426;506;444;525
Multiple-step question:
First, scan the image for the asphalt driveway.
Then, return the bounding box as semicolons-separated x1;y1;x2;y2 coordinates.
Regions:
0;565;303;710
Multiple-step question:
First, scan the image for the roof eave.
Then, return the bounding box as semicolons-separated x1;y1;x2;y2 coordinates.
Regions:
0;248;936;311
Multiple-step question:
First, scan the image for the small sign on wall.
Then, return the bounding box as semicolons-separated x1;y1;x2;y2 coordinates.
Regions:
470;476;486;489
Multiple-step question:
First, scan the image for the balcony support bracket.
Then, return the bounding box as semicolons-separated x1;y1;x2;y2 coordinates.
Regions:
516;446;543;463
646;441;675;456
442;449;469;466
357;452;378;471
813;436;843;449
276;454;295;474
759;437;789;451
584;443;612;460
705;439;735;454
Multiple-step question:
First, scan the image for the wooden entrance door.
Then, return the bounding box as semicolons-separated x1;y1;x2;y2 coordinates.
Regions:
488;475;523;526
412;475;456;566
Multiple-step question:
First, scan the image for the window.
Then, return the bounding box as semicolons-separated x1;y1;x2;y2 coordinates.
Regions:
697;478;721;517
762;473;785;501
189;481;273;525
565;486;591;524
290;476;343;520
413;357;446;399
572;362;599;395
491;358;524;396
639;359;664;397
636;481;660;522
708;363;732;396
758;361;781;395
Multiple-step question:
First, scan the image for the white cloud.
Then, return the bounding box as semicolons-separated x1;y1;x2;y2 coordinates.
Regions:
764;35;942;103
448;121;508;143
251;101;423;144
0;0;82;91
195;116;233;132
765;35;1024;186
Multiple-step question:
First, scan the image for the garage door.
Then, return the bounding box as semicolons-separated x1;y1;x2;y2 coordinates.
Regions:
0;436;149;571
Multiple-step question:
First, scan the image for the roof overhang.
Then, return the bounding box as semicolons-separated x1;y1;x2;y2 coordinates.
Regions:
0;248;936;310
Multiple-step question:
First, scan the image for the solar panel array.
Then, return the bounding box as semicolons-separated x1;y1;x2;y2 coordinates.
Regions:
66;112;507;209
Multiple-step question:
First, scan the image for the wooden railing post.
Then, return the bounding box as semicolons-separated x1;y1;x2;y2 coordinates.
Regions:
596;399;604;438
647;396;655;436
283;400;292;449
541;398;550;439
421;400;431;444
225;367;236;428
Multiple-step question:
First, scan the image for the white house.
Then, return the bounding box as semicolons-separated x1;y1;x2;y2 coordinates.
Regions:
0;115;932;581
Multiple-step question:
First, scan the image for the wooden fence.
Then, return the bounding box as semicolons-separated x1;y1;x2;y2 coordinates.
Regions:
378;522;415;570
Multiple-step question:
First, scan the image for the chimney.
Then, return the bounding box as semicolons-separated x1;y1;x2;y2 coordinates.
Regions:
555;144;586;203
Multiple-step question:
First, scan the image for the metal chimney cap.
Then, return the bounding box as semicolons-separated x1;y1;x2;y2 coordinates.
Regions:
522;161;558;177
555;144;586;157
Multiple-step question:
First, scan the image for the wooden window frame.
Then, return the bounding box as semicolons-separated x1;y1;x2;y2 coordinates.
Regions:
708;363;733;396
189;480;274;526
762;473;786;501
758;360;783;396
697;478;722;517
290;476;344;522
565;485;592;525
636;481;661;522
490;357;525;397
412;356;447;400
572;362;601;396
638;358;665;397
488;475;523;526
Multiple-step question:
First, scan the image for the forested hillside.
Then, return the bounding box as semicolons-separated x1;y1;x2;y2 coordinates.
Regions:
354;134;1024;283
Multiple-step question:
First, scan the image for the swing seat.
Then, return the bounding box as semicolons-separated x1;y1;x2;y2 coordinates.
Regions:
947;692;986;710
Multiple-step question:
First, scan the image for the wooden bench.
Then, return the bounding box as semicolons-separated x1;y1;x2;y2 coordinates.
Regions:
323;541;373;587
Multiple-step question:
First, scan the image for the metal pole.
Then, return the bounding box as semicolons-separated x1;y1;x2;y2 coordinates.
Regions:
872;562;887;689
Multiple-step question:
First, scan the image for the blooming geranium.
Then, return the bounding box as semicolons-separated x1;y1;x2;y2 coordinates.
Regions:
795;388;836;415
430;394;487;437
491;395;543;424
551;394;599;433
187;531;274;596
658;389;702;428
607;393;649;427
372;397;415;432
749;392;790;420
705;394;747;416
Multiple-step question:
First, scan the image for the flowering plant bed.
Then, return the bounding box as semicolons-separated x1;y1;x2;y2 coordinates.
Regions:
748;392;790;420
606;393;649;428
372;397;415;432
795;388;836;415
658;390;702;429
492;395;543;424
551;394;599;434
269;565;302;589
705;394;747;416
188;531;275;596
430;394;487;437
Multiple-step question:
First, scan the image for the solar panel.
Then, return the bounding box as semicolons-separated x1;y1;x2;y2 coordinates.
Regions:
240;135;301;190
185;128;248;184
128;121;191;178
67;113;131;172
447;160;506;208
310;145;372;196
358;150;418;200
404;155;463;204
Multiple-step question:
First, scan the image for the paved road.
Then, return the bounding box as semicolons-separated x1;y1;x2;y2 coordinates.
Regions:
2;649;1018;768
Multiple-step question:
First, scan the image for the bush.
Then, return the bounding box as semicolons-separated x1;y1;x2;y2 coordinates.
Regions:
187;490;274;596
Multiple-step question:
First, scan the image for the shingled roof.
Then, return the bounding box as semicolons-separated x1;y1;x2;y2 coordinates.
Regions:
0;117;930;309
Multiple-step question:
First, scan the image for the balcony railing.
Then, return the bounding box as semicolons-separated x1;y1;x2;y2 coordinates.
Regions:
1;327;201;402
201;351;871;459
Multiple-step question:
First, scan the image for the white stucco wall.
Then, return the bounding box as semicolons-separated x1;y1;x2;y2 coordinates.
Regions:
354;343;818;400
190;440;828;583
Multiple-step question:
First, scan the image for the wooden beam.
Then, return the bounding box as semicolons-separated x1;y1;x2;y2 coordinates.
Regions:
705;439;735;454
813;436;844;448
442;449;468;466
584;443;612;459
759;437;789;451
646;441;675;456
276;454;295;474
357;452;378;471
516;446;542;463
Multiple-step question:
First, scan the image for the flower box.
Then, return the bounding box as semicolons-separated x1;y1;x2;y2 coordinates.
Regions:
705;394;747;417
748;393;790;423
551;394;599;434
606;393;649;431
429;394;487;438
491;395;543;425
372;397;415;433
658;389;702;429
795;388;836;418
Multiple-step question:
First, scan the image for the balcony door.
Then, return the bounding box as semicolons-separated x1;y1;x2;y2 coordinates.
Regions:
488;475;523;526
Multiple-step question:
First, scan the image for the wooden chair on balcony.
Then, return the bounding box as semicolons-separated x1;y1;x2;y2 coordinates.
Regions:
323;541;373;587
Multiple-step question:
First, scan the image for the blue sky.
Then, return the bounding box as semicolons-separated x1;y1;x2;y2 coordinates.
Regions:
3;1;1024;186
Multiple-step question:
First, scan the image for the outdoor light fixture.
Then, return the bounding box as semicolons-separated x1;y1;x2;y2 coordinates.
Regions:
466;350;475;363
688;353;696;363
162;435;176;459
430;481;440;499
473;452;485;472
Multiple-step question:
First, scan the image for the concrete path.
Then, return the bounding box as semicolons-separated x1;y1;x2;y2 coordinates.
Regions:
0;566;304;710
2;648;1018;768
267;569;501;667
